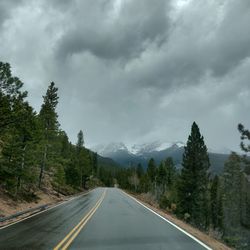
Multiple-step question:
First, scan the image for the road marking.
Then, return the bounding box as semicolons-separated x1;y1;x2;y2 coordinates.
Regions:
54;189;106;250
0;189;94;230
120;189;212;250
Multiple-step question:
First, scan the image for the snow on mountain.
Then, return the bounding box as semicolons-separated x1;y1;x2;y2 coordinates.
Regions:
92;141;228;174
128;141;185;155
92;142;129;157
156;142;177;151
172;141;185;148
93;141;185;157
129;141;162;155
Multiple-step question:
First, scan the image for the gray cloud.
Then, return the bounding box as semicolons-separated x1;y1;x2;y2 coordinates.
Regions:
0;0;249;152
0;0;23;27
56;0;170;61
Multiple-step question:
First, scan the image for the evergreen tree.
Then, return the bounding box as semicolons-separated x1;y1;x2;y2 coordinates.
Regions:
13;102;37;195
147;158;157;182
157;162;167;188
0;62;27;134
38;82;59;188
139;174;150;193
177;122;210;229
210;175;223;230
238;123;250;153
155;162;166;199
238;123;250;172
76;130;84;188
59;131;71;159
0;62;38;195
241;174;250;228
147;158;157;192
82;149;92;188
222;153;242;239
76;130;84;150
92;152;98;175
136;163;144;179
237;123;250;229
165;157;176;188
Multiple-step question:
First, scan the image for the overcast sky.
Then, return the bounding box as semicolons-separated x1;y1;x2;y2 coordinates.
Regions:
0;0;249;152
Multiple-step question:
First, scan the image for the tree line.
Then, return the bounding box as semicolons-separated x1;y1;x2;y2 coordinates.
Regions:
0;62;104;198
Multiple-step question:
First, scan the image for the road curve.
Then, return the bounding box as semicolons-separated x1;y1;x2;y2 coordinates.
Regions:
0;188;210;250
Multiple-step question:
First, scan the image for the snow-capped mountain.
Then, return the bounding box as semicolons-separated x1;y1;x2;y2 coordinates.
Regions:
92;141;185;157
92;142;129;157
128;141;185;155
91;141;185;169
91;141;230;174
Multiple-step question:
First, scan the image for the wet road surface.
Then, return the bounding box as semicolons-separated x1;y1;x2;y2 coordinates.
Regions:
0;188;211;250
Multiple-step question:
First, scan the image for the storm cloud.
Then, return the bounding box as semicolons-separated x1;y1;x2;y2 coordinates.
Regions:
0;0;249;152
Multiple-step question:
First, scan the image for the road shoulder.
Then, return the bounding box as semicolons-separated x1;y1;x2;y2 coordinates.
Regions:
123;190;232;250
0;188;92;228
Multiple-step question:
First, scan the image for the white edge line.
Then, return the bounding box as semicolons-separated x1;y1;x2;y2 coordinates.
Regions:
121;189;212;250
0;189;95;230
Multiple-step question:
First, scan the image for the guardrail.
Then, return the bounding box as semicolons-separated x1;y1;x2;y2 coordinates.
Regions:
0;204;49;223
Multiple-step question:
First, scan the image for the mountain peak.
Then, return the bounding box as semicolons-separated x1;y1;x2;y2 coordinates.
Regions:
92;142;128;157
92;141;185;157
127;141;185;155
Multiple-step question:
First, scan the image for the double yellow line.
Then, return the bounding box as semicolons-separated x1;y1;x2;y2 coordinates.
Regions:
54;189;106;250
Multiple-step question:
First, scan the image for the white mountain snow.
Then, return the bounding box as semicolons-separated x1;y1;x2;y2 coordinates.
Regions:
92;141;185;157
92;142;129;156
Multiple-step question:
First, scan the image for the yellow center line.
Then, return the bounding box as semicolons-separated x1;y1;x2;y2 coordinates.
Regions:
54;189;106;250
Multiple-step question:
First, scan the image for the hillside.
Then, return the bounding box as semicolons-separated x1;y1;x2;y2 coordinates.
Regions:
97;154;121;169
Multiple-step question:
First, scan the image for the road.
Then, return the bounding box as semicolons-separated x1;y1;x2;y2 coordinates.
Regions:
0;188;211;250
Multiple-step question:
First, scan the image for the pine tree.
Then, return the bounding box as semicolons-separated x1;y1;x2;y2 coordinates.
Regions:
238;123;250;153
210;175;223;230
76;130;84;150
82;149;92;188
165;157;176;188
237;123;250;229
147;158;157;192
0;62;27;134
147;158;157;182
76;130;84;189
222;153;242;239
14;102;37;194
0;62;38;195
92;152;98;175
38;82;59;188
177;122;210;229
136;163;144;179
240;174;250;228
157;162;167;189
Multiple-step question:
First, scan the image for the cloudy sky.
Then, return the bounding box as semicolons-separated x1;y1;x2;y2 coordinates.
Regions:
0;0;249;152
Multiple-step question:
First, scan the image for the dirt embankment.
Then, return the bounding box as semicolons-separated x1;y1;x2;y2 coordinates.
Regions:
0;189;69;227
126;192;232;250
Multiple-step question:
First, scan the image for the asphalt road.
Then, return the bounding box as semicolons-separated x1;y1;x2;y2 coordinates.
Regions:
0;188;211;250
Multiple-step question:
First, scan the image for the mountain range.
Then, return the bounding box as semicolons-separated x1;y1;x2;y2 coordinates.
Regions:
92;141;230;174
